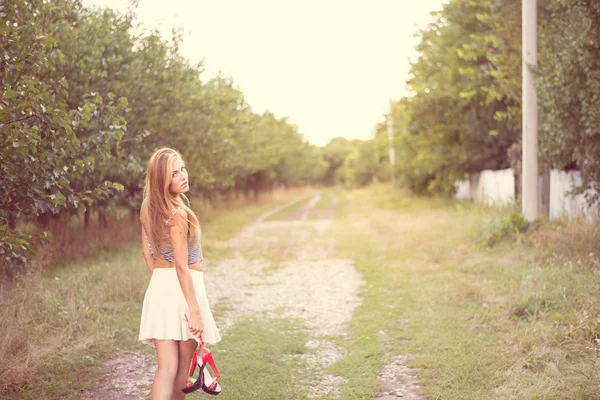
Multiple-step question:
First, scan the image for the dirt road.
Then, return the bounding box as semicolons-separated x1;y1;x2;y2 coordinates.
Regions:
80;193;422;399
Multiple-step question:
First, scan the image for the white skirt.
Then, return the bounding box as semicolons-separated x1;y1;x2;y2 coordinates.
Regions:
139;268;221;345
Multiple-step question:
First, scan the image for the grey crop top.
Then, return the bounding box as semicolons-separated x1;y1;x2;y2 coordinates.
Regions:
140;201;203;264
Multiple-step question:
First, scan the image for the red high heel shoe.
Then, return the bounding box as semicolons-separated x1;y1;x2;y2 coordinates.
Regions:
181;314;221;395
199;344;221;395
181;341;204;394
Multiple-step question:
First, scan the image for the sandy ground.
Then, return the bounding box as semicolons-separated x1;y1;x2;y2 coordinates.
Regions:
78;193;423;399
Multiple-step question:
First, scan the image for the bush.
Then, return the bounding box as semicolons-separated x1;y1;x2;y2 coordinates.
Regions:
478;209;530;247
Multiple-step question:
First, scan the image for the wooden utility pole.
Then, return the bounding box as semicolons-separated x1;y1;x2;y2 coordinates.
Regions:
387;99;396;184
522;0;538;221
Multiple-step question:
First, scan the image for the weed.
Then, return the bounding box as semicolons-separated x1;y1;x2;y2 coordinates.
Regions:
477;208;530;247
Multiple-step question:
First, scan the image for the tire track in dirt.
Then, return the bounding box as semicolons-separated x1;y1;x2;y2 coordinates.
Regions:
206;192;363;397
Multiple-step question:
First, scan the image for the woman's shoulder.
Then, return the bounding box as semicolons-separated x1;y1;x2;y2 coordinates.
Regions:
166;207;188;227
173;207;188;219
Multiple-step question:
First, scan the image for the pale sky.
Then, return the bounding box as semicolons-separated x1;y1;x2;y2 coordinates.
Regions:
82;0;446;146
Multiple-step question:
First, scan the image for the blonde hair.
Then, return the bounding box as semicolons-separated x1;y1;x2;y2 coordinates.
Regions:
142;148;200;250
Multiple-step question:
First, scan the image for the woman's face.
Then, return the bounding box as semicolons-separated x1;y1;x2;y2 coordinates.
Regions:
169;157;189;195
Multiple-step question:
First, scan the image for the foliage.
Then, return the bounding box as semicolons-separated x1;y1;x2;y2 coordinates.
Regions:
0;0;327;270
343;140;384;188
537;0;600;204
321;137;356;186
5;0;599;270
373;0;598;212
476;208;530;247
393;0;520;195
0;0;126;267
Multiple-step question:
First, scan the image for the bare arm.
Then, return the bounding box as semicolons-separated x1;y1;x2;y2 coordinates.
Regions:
140;225;155;275
170;209;203;337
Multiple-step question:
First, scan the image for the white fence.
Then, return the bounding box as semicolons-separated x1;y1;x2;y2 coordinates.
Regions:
455;168;515;206
549;170;599;222
456;169;598;221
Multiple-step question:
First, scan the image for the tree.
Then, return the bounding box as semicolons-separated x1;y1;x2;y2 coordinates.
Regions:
321;137;355;186
390;0;521;194
0;0;333;272
0;0;125;267
343;140;381;187
537;0;600;204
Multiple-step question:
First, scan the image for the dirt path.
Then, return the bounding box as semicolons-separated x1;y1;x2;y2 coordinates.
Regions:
207;192;362;398
78;193;423;399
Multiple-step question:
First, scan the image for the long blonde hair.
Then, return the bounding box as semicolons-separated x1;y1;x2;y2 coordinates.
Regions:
142;148;200;249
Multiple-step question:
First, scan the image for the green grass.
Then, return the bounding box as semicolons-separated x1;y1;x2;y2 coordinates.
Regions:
330;184;600;399
214;315;310;400
0;246;147;399
305;190;337;220
314;190;333;209
264;195;315;221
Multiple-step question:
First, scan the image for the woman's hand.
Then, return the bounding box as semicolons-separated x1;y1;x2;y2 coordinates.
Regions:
188;308;204;338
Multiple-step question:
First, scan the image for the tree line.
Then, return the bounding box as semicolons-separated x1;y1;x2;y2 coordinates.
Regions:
0;0;340;268
2;0;598;269
372;0;599;201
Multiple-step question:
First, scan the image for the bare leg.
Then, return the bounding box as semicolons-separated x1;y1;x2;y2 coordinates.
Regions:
152;340;179;400
172;339;198;400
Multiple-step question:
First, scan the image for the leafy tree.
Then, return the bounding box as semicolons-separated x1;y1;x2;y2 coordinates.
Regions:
537;0;600;203
343;140;381;187
321;137;355;185
0;0;335;272
390;0;521;194
0;0;125;267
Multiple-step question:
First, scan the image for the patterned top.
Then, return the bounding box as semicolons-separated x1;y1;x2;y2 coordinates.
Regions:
140;201;203;264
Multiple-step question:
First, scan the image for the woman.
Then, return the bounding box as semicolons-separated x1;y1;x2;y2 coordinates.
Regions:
138;148;221;399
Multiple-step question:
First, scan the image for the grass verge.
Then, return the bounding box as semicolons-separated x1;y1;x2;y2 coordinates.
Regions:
331;184;600;399
0;247;145;399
